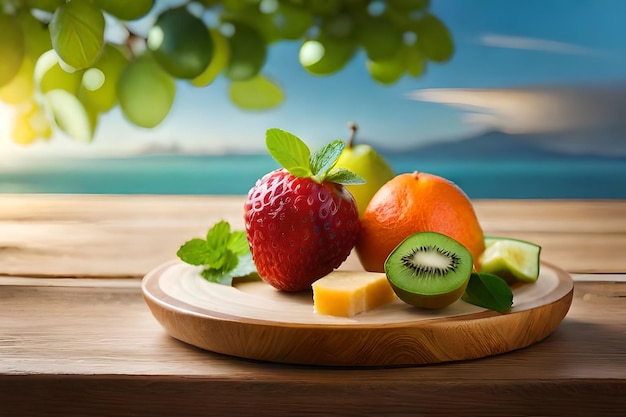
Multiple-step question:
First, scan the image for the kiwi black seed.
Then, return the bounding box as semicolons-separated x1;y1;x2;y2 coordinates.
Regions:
384;231;473;309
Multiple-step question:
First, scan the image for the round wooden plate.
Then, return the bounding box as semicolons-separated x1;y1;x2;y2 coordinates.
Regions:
142;260;573;367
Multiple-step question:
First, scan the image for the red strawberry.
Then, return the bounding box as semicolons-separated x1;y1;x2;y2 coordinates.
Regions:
244;129;364;292
245;169;360;291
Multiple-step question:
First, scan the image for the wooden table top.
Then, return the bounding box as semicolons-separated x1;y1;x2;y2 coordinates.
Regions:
1;195;625;416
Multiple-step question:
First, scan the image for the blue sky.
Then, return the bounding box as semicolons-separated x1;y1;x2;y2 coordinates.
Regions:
2;0;626;157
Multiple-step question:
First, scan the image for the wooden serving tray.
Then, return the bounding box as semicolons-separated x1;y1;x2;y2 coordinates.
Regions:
142;260;573;367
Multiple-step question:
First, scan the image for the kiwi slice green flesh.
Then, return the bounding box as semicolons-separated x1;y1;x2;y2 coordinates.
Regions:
384;232;473;309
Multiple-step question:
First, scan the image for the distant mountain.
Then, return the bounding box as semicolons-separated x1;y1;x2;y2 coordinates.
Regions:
380;130;625;161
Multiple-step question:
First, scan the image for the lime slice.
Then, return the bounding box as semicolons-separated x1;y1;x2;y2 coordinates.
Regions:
479;237;541;283
484;235;500;249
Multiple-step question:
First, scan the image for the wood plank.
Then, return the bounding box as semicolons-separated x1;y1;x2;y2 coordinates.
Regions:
0;279;624;416
0;196;624;278
0;195;246;278
473;199;626;234
1;376;624;417
0;222;622;276
0;280;623;378
0;194;246;222
3;195;625;233
1;195;624;415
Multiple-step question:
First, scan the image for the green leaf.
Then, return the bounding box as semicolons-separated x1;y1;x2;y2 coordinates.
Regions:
266;128;312;177
49;0;105;70
201;268;235;286
94;0;154;21
462;272;513;313
205;221;234;269
219;249;241;272
176;220;258;286
310;139;344;182
325;167;366;185
229;252;258;278
229;74;284;110
414;14;454;63
206;220;231;245
45;89;97;143
176;238;210;266
228;231;249;256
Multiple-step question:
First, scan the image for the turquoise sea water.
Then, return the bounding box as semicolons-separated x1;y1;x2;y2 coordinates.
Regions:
2;153;625;199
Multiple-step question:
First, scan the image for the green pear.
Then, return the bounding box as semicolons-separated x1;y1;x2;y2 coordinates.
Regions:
335;122;395;216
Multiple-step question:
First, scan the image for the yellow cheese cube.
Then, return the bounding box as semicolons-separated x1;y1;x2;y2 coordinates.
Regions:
311;271;396;317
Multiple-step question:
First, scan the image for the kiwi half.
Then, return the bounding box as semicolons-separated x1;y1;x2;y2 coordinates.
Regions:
384;232;473;309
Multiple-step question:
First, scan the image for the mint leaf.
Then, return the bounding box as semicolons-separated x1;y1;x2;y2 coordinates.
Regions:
265;128;364;186
228;230;249;256
310;139;344;182
207;247;239;271
176;221;258;286
326;167;366;185
230;252;258;278
206;220;230;246
462;272;513;313
201;268;235;286
266;128;312;177
220;249;241;272
204;221;233;269
176;238;211;265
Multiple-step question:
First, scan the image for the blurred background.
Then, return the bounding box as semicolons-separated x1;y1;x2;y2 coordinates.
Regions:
1;0;625;198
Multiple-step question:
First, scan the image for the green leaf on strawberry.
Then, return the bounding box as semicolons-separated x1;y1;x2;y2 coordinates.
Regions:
326;167;368;185
177;220;258;286
309;140;343;180
266;128;365;185
244;128;364;291
265;128;313;178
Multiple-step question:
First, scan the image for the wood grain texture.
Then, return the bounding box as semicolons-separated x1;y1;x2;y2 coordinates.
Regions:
3;278;623;378
0;195;246;278
1;376;624;417
0;195;625;278
0;279;624;416
1;196;625;416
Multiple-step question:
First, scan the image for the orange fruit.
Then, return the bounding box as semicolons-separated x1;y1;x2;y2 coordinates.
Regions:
355;171;486;272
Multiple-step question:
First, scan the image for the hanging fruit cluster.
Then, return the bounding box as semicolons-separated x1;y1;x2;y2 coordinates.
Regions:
0;0;454;145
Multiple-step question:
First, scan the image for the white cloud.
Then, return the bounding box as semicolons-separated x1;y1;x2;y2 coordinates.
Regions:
409;86;625;133
407;85;626;156
478;33;598;56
